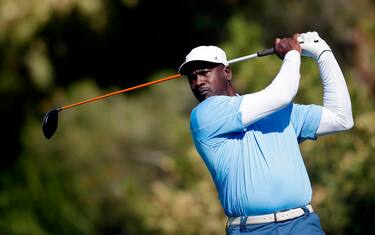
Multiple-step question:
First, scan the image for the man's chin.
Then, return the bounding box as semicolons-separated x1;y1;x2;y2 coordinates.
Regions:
196;93;213;102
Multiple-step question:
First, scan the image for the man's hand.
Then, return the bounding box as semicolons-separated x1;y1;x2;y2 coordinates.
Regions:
274;34;301;59
298;31;331;60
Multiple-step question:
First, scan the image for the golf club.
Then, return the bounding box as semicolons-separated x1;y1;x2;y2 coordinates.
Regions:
42;47;275;139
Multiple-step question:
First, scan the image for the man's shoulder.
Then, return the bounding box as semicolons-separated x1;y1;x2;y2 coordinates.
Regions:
190;95;243;130
192;96;242;118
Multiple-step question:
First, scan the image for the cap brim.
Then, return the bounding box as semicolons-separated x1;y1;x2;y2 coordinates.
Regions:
179;60;222;75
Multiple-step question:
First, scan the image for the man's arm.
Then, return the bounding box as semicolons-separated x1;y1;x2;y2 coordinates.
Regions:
316;51;354;135
239;34;302;126
299;32;354;135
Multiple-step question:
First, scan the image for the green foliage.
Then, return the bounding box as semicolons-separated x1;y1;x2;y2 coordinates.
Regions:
0;1;375;235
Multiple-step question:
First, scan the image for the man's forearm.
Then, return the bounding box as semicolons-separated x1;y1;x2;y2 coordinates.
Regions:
239;50;301;126
316;51;354;135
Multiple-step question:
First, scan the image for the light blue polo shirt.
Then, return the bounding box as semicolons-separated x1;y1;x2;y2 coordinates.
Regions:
190;95;322;217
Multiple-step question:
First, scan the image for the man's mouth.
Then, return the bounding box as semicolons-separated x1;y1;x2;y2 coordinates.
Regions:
200;90;209;95
198;88;210;96
194;87;212;101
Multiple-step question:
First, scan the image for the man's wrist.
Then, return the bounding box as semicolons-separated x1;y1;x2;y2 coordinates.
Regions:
284;50;301;60
316;49;333;61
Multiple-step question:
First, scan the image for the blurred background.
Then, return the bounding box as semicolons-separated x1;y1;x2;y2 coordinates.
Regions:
0;0;374;234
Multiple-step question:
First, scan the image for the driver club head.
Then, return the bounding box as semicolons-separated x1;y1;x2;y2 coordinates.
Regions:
42;108;61;139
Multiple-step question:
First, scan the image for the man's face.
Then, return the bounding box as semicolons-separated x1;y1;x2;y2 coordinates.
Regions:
186;63;232;102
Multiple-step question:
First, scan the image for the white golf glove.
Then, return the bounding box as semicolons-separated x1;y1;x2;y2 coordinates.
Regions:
298;31;331;60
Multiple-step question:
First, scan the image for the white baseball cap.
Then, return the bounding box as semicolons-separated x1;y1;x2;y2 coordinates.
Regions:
178;45;228;75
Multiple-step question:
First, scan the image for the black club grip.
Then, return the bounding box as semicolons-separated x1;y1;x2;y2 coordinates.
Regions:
257;48;275;57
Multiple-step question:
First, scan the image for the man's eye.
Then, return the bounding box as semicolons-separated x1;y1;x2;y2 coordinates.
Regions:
187;74;195;80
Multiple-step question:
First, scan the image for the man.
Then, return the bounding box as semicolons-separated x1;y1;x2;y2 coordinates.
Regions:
178;32;353;235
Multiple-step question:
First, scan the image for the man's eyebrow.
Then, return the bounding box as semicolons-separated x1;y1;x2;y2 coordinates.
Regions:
195;68;211;73
186;68;212;77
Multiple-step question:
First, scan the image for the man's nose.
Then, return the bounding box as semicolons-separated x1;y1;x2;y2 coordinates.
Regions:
195;75;206;86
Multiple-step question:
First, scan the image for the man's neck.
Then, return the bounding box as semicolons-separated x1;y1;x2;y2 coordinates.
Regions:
227;86;237;97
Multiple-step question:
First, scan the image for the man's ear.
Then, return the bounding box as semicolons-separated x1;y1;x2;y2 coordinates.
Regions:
224;66;232;83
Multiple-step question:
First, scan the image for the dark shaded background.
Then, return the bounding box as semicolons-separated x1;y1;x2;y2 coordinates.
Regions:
0;0;374;234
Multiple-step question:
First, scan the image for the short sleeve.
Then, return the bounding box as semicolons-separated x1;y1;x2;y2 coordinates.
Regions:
190;96;244;145
291;103;322;143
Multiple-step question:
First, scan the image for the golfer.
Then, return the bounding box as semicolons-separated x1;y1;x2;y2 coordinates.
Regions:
179;32;353;235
